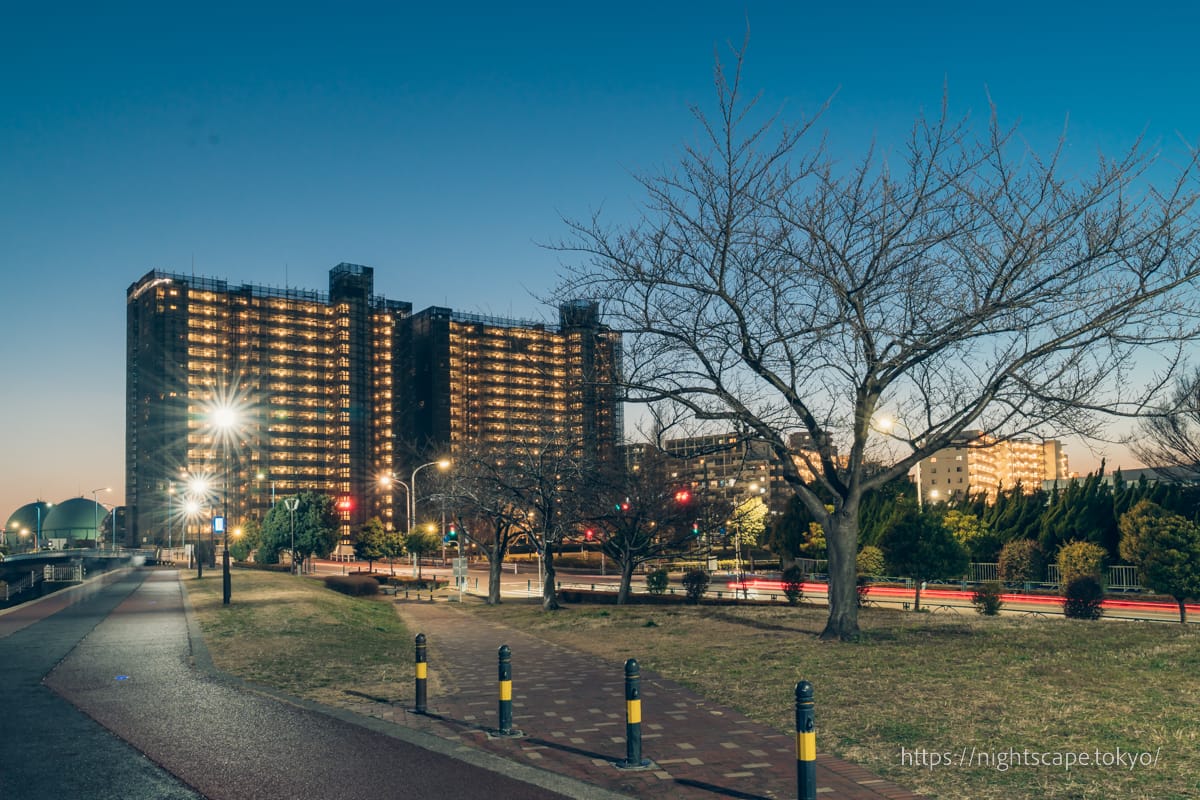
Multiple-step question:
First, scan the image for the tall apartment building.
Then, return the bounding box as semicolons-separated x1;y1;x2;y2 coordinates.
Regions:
125;264;620;547
916;430;1069;504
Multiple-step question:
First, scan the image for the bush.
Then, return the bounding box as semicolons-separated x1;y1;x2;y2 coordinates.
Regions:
971;582;1004;616
781;565;804;605
681;569;710;604
998;539;1044;585
645;568;669;596
1056;540;1107;586
324;574;380;597
1062;575;1104;620
856;545;885;577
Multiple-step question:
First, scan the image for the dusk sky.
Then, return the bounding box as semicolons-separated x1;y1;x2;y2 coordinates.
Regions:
4;1;1200;518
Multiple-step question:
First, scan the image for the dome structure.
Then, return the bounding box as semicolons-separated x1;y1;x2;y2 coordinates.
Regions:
41;497;108;546
4;501;53;551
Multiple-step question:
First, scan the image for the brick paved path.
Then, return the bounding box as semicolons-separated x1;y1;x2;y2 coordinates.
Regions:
345;599;925;800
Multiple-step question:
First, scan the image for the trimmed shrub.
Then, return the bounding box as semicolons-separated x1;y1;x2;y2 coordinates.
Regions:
998;539;1044;585
1062;575;1104;620
1056;540;1107;586
781;565;805;605
645;568;669;596
324;574;380;597
856;545;885;577
681;569;710;604
971;582;1004;616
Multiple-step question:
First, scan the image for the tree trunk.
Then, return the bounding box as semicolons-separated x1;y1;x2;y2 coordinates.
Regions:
542;546;560;610
616;557;636;605
819;509;861;641
914;583;922;612
1179;597;1187;624
488;554;504;605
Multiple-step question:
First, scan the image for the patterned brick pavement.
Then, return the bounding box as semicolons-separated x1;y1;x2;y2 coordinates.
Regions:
341;599;925;800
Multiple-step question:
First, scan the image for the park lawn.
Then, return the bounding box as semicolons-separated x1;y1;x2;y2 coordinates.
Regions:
184;569;415;706
185;570;1198;799
463;599;1199;800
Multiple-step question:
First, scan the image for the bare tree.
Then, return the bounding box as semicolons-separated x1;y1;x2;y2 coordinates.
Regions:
585;453;706;603
1129;366;1200;479
444;443;532;604
555;46;1200;640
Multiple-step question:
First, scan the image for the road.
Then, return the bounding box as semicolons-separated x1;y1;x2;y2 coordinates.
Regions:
311;556;1198;623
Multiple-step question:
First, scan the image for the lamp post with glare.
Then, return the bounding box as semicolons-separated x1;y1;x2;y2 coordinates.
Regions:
284;497;300;575
167;482;175;550
184;499;201;571
212;404;238;606
91;487;112;550
410;459;450;534
35;502;52;552
188;476;210;578
378;474;411;532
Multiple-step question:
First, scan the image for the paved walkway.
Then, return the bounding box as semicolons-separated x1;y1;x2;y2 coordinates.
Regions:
344;598;925;800
1;569;628;800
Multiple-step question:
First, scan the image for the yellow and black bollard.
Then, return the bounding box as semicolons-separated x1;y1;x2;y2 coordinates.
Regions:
796;680;816;800
497;644;514;735
617;658;650;768
413;633;427;714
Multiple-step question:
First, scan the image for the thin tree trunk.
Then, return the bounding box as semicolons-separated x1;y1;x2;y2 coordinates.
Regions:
542;546;559;610
616;557;635;604
1179;598;1187;624
488;554;503;605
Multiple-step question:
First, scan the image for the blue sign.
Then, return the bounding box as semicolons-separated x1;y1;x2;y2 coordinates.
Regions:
212;515;226;534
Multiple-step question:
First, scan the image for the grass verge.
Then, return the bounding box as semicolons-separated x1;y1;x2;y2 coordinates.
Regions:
184;571;1199;799
184;569;412;706
463;600;1199;800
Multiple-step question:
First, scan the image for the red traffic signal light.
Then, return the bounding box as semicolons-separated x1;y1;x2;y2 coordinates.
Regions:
674;489;691;503
585;528;595;541
337;497;354;511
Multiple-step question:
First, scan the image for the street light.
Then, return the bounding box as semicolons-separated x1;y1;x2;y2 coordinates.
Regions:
410;459;450;534
188;476;211;578
211;403;239;606
184;499;201;570
91;487;112;550
378;473;412;532
35;501;52;552
284;497;300;575
167;482;175;550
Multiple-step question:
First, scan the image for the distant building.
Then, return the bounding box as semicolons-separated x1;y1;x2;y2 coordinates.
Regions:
917;431;1069;504
622;431;824;515
125;264;621;548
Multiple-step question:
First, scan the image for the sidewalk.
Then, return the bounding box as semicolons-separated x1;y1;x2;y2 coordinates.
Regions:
344;598;925;800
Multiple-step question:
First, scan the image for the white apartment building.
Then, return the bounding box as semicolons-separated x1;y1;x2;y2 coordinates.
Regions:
917;430;1069;504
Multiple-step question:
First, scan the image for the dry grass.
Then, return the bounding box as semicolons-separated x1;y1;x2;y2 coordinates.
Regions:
185;569;417;706
464;600;1200;800
185;571;1199;799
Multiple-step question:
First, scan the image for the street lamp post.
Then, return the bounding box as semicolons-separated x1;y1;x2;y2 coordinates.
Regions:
410;459;450;535
167;482;174;550
188;476;210;578
212;405;238;606
378;474;412;532
90;487;112;550
35;502;52;552
284;497;299;575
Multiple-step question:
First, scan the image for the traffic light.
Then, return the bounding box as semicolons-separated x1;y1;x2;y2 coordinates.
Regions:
337;497;354;512
692;520;700;537
674;489;691;503
445;522;458;543
585;528;595;541
616;498;630;512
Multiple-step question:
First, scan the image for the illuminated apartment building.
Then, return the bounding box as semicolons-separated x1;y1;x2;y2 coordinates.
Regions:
410;301;622;465
916;430;1069;504
125;265;619;547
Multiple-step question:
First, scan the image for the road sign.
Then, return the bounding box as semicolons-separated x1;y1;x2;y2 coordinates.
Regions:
452;558;468;578
212;516;226;534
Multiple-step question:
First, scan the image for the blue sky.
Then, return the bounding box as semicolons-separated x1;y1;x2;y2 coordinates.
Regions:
3;1;1199;517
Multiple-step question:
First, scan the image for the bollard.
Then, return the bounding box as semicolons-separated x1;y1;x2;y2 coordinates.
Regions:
497;645;514;735
795;681;816;800
413;634;428;714
617;658;650;768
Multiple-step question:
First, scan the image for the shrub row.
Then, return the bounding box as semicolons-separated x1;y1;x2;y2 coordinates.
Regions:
324;574;380;597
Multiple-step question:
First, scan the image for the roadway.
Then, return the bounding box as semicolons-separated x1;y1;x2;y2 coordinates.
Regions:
311;556;1198;623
